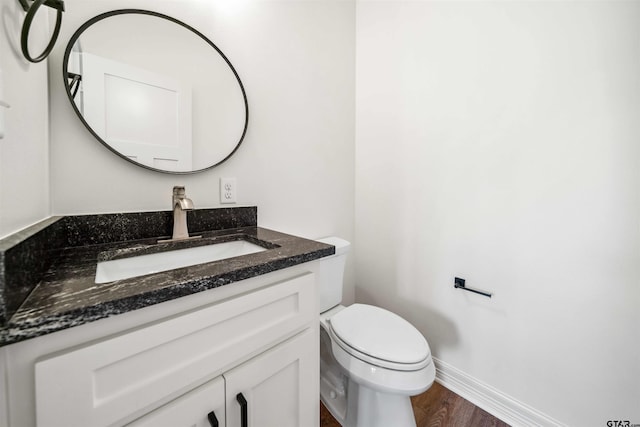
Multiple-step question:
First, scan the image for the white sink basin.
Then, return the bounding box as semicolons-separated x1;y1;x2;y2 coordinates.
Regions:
95;240;267;283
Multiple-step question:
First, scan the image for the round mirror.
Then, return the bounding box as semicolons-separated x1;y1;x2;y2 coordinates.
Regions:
63;9;248;174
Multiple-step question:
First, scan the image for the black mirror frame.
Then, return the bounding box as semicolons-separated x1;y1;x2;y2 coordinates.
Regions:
62;9;249;174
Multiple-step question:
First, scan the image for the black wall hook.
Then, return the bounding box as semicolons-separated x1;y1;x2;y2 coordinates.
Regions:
19;0;65;63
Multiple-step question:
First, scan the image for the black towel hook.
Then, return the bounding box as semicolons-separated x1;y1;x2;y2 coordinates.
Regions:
19;0;65;63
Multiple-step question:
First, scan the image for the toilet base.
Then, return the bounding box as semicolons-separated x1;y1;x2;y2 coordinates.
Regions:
320;365;348;424
343;378;417;427
320;324;348;424
321;376;418;427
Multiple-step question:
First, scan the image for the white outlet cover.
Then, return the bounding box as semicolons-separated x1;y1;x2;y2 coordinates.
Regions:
220;177;237;204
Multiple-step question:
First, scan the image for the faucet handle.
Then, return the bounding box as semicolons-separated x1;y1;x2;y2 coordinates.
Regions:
172;186;194;210
173;186;186;197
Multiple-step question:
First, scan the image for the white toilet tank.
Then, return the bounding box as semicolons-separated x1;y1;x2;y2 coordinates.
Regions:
316;237;351;313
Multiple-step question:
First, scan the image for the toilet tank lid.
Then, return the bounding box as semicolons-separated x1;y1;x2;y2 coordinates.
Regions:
317;237;351;255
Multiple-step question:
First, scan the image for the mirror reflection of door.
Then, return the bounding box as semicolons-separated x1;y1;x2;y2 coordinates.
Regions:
63;10;248;174
78;52;193;171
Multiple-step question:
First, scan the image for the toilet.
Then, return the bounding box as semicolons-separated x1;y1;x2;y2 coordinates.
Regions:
317;237;435;427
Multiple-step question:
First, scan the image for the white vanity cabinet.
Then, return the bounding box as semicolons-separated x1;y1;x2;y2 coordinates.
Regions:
1;266;320;427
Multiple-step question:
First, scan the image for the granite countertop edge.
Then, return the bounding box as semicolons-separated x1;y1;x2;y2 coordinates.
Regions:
0;225;334;347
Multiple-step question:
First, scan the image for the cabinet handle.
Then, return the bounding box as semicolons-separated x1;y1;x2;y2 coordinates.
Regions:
207;410;219;427
236;393;248;427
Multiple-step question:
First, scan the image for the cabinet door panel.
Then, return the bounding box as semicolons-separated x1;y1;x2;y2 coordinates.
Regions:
127;376;225;427
224;327;318;427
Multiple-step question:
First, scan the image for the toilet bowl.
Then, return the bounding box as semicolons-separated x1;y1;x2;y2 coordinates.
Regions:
317;238;435;427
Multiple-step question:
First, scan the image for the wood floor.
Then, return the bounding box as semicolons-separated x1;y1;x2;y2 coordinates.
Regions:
320;382;511;427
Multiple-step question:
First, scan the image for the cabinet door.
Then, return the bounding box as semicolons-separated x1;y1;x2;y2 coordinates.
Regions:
127;376;225;427
224;327;318;427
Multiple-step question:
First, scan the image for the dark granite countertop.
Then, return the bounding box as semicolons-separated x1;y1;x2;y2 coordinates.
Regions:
0;209;333;347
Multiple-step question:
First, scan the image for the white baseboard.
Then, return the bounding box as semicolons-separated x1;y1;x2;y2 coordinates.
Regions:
433;357;567;427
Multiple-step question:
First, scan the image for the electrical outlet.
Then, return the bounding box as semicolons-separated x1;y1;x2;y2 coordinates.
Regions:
220;177;237;204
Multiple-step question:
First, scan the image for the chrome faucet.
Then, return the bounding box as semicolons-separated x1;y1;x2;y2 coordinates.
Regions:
171;186;194;241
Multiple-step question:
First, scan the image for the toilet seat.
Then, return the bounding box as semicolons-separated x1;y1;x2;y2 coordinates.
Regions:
328;304;431;371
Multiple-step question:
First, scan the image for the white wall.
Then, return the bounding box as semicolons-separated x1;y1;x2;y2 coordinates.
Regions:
355;1;640;426
48;0;356;302
0;0;50;238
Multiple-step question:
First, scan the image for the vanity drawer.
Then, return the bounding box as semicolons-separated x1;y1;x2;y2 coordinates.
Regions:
34;272;316;427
